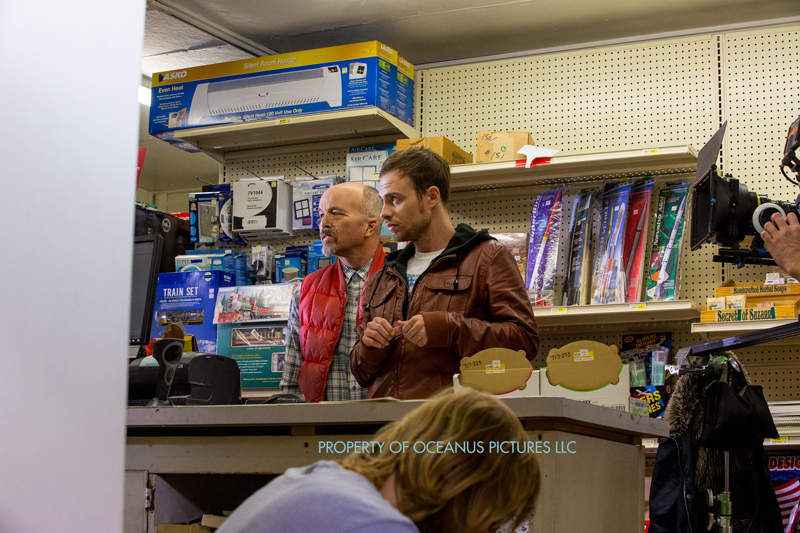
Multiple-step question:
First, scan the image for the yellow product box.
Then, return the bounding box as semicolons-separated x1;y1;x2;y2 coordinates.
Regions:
396;136;473;165
149;41;412;151
476;131;536;162
700;303;800;323
715;280;800;297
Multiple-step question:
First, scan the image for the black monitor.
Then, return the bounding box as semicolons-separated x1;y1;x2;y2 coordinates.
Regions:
130;235;163;346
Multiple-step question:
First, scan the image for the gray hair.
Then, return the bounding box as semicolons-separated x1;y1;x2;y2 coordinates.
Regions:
362;185;384;230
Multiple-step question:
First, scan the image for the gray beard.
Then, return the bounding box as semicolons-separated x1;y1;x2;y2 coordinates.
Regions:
321;240;337;256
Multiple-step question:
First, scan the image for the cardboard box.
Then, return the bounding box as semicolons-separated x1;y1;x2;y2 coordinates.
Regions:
396;136;473;165
396;57;415;126
457;348;534;394
453;370;539;398
150;271;235;353
201;514;227;529
540;364;636;412
539;341;641;413
157;525;213;533
149;41;406;151
232;177;292;236
476;131;536;162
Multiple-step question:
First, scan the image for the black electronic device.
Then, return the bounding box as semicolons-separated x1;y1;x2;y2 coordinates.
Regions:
147;337;184;406
134;205;190;273
128;353;241;406
130;235;163;347
690;118;800;267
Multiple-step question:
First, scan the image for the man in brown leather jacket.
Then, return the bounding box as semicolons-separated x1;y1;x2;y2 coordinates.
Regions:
350;147;540;399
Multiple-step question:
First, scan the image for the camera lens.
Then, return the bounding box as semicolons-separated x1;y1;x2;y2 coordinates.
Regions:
752;203;787;234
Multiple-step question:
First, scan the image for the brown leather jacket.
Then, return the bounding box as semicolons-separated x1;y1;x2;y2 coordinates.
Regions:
350;224;540;399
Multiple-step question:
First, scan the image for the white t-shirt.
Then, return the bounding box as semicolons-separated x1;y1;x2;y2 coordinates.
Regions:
406;248;444;291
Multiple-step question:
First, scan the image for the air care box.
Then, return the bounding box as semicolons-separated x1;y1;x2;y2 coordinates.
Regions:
149;41;410;151
232;177;292;237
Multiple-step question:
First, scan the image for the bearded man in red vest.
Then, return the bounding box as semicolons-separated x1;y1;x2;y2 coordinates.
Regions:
280;182;386;402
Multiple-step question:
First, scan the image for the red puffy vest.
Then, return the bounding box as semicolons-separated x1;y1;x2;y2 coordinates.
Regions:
296;246;386;402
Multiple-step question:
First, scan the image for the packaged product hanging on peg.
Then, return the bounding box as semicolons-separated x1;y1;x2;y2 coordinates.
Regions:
562;186;601;306
645;182;691;302
591;181;632;305
526;187;563;306
623;178;656;302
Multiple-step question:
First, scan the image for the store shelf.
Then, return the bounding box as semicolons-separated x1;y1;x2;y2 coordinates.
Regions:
450;145;698;191
178;108;419;163
691;319;800;344
533;300;701;328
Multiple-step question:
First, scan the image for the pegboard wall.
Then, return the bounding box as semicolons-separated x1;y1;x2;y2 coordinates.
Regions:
417;36;719;157
212;26;800;400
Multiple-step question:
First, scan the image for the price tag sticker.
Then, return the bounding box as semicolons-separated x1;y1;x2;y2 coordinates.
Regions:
771;437;789;444
643;149;659;155
551;307;568;314
574;349;594;362
642;439;656;447
486;361;506;374
277;118;293;125
629;303;646;311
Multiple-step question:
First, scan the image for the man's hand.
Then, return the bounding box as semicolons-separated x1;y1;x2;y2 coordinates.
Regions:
397;315;428;347
361;317;400;349
761;212;800;280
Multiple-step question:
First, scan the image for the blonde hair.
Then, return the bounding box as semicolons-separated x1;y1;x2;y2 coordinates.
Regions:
339;389;540;533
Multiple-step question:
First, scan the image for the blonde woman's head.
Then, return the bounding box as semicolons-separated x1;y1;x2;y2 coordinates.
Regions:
339;389;540;533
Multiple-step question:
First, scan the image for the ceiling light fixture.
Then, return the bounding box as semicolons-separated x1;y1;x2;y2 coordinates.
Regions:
138;86;151;107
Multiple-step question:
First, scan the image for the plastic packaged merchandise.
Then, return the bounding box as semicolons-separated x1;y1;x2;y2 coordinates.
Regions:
630;358;647;387
592;181;632;305
651;350;668;386
562;186;601;306
645;182;691;302
526;187;563;305
623;178;656;302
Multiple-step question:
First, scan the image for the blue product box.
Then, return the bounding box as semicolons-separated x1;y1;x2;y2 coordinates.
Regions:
149;41;402;152
188;191;223;244
397;57;414;126
273;254;283;283
150;271;235;354
209;253;236;278
234;253;249;286
216;323;287;389
280;247;308;280
216;184;247;246
307;241;337;274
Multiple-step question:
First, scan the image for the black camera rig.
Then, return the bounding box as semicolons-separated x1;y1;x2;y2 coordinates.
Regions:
690;117;800;267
